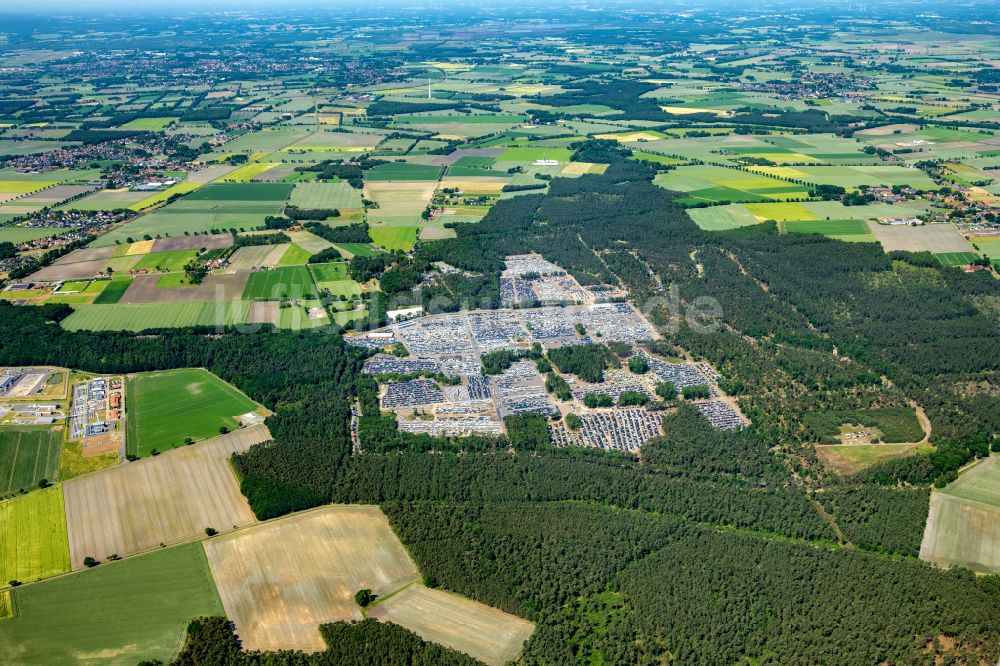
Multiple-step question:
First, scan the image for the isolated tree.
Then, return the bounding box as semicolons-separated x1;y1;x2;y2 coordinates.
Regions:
354;589;375;607
83;556;99;568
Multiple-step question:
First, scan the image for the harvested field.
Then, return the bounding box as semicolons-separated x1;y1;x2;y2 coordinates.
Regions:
18;184;96;203
123;239;155;255
866;222;976;254
151;233;232;252
920;456;1000;573
187;165;241;183
230;244;288;270
369;584;535;666
30;250;139;281
62;425;269;569
285;230;334;255
364;181;436;225
247;300;280;326
203;505;421;652
119;272;249;303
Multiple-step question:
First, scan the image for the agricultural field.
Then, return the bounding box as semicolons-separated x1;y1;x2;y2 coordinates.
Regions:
0;426;61;496
781;219;877;242
289;182;363;209
0;485;70;584
243;265;317;300
866;222;976;254
369;225;418;251
0;543;224;666
369;584;536;666
654;165;810;204
60;301;251;332
63;426;268;568
920;456;1000;573
124;368;262;456
202;505;421;652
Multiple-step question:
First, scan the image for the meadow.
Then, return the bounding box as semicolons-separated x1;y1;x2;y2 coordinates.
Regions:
0;485;70;584
781;219;877;242
243;265;317;300
0;427;61;496
290;182;363;209
369;225;418;251
0;543;224;666
125;368;260;455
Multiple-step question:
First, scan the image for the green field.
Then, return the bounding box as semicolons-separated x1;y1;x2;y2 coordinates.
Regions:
125;368;260;456
935;251;980;267
308;261;349;282
242;266;317;300
369;225;418;251
92;277;133;304
654;165;810;205
0;485;70;584
365;162;443;181
782;219;877;242
122;116;178;130
132;250;199;272
0;427;61;496
336;242;382;257
971;236;1000;262
0;227;66;243
289;182;363;209
183;182;293;201
0;542;224;666
277;244;313;266
61;301;250;332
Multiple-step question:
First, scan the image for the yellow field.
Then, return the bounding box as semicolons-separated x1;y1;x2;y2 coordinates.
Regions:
370;584;536;666
439;178;507;193
749;153;823;164
757;166;811;180
594;131;663;142
660;106;727;116
745;202;817;221
0;486;70;584
322;106;365;116
561;162;608;175
317;115;341;125
222;162;280;182
125;240;155;255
